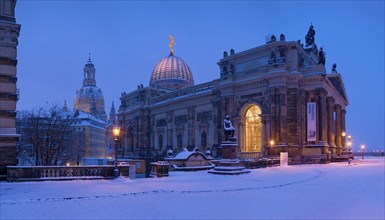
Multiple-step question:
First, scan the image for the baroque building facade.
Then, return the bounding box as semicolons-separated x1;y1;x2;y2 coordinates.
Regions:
73;57;108;159
0;0;20;175
119;27;348;162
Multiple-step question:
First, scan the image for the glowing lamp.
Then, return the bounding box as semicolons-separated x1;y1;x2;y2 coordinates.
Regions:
113;126;121;140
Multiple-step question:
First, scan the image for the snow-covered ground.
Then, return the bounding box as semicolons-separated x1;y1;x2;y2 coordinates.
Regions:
1;157;384;219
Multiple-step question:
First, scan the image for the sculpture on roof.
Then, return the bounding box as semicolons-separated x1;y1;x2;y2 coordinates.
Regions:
332;63;337;73
305;24;316;47
318;47;326;66
169;35;175;55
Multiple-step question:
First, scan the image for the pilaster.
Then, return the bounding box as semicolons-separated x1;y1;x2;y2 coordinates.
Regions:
187;105;196;148
166;110;173;149
279;86;287;145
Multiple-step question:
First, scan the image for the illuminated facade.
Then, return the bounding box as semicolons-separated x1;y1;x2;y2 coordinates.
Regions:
73;57;108;159
74;57;107;122
118;28;349;162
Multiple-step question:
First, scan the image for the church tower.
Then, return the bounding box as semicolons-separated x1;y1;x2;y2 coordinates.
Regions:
109;101;117;125
0;0;21;177
74;55;107;122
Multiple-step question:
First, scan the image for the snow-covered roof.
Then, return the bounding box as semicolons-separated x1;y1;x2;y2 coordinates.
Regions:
169;148;208;160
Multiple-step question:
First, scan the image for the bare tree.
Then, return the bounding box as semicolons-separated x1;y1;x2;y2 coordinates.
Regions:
17;104;85;166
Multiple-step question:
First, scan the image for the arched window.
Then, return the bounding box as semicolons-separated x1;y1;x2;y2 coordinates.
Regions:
201;131;207;148
177;132;183;149
158;134;163;149
245;105;262;152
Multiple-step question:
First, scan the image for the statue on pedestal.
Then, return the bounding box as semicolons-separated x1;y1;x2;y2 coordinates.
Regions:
223;115;235;141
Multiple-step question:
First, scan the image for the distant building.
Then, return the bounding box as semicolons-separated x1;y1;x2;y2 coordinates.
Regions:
74;56;107;122
73;57;108;159
0;0;21;175
72;110;106;159
118;27;349;162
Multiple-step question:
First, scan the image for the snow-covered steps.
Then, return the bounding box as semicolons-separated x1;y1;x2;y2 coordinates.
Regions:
208;159;250;175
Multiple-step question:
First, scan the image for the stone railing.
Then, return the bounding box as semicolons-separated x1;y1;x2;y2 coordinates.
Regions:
237;152;260;159
6;165;130;182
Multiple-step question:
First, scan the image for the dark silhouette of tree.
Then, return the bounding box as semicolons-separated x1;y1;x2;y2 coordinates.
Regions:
17;104;85;166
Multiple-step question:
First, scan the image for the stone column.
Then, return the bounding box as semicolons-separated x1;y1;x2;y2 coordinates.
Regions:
317;88;328;144
228;95;235;118
327;97;336;147
167;111;173;149
335;105;342;149
211;99;222;145
298;89;307;146
269;87;277;143
279;87;287;144
341;109;346;149
261;114;270;156
187;106;196;148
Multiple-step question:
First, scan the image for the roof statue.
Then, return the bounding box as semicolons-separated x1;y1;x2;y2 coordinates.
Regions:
169;35;175;55
318;47;326;66
332;63;337;73
305;23;316;47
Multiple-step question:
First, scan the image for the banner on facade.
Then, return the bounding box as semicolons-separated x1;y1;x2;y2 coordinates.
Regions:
307;102;316;142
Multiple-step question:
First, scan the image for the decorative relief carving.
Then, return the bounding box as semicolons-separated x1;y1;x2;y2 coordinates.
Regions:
278;45;287;63
298;53;305;67
197;111;212;123
174;115;187;126
156;119;167;127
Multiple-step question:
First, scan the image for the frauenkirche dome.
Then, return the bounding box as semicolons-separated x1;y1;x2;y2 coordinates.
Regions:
149;36;194;90
74;57;107;122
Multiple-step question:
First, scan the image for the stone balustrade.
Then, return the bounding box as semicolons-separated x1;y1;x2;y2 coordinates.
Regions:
6;165;130;182
237;152;260;159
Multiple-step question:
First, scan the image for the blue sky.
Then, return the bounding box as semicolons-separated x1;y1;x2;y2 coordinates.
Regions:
15;1;384;150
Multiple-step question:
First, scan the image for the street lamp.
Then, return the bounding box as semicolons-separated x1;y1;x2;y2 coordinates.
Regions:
112;125;121;178
360;145;365;160
347;135;352;153
270;140;275;147
342;132;346;151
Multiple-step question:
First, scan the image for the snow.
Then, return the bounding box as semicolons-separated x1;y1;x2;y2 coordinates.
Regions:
1;157;384;219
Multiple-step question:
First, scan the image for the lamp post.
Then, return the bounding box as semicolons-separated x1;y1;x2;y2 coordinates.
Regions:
342;132;346;151
347;135;352;153
112;126;121;178
360;145;365;160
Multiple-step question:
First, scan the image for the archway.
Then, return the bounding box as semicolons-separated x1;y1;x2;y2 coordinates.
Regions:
245;105;262;152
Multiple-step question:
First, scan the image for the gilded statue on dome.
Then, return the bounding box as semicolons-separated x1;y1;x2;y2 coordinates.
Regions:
169;35;175;55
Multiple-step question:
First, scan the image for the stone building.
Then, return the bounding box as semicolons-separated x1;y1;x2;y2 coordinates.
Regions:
73;57;108;159
0;0;20;176
118;27;348;162
74;56;107;122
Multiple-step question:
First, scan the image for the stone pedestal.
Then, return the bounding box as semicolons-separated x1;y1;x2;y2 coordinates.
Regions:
220;141;238;159
209;140;250;175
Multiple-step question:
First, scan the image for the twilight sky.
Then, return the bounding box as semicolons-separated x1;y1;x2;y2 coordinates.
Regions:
15;1;384;150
